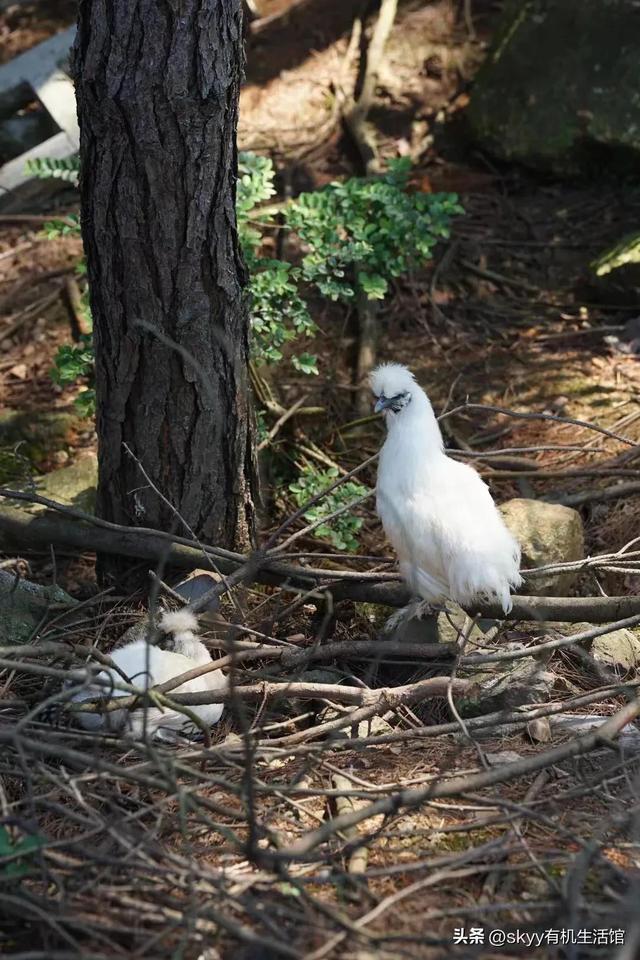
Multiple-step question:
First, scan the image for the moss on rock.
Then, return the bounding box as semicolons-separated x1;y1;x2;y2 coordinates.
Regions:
468;0;640;175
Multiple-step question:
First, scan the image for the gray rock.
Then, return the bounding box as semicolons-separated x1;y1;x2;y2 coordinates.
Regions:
298;667;346;687
499;498;584;596
357;715;394;738
590;628;640;673
382;607;439;644
468;0;640;176
485;750;523;766
5;455;98;516
459;645;555;716
0;408;83;463
436;602;497;646
0;570;76;644
172;570;222;612
549;713;640;750
35;456;97;513
567;621;640;672
527;717;552;743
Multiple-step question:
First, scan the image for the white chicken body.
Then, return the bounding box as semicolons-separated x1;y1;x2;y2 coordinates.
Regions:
372;364;522;613
71;611;225;741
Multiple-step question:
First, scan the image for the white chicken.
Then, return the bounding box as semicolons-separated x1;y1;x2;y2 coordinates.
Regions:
70;610;226;741
370;363;522;615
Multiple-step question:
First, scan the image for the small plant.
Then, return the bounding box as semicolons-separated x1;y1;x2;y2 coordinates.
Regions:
26;155;79;185
289;465;368;552
236;150;277;251
42;213;81;239
0;824;45;881
236;151;318;373
287;158;463;302
248;258;317;372
50;337;95;416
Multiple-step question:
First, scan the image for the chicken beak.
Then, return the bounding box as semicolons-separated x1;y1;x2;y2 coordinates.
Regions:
374;397;387;414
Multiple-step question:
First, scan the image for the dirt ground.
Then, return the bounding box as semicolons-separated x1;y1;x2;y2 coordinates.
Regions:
1;1;640;957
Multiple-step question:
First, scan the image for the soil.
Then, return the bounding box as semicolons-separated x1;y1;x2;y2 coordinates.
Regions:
1;1;639;957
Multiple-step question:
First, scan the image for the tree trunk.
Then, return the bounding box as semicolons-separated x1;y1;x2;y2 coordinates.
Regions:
71;0;257;584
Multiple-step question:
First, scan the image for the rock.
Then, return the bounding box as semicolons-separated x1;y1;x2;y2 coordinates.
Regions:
173;570;222;612
527;717;552;743
7;456;98;515
1;457;97;553
567;621;640;672
467;0;640;176
357;715;394;738
36;456;97;513
582;235;640;312
298;668;346;687
549;713;640;751
383;607;439;644
459;645;555;716
603;317;640;356
499;498;584;596
485;750;523;766
0;571;76;644
0;408;82;464
590;628;640;672
436;602;497;646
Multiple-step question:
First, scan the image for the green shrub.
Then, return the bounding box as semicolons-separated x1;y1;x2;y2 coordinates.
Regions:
0;824;45;881
289;465;368;552
32;151;321;412
236;151;318;372
287;158;463;302
50;337;95;417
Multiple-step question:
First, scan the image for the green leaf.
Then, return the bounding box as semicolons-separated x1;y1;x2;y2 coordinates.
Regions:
26;155;79;185
358;272;387;299
287;464;369;552
286;162;462;306
291;353;319;375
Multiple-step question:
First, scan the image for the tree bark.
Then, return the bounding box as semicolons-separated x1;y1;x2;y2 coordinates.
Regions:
71;0;257;584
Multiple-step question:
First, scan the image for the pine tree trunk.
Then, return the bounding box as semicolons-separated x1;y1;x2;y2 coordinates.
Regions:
71;0;257;584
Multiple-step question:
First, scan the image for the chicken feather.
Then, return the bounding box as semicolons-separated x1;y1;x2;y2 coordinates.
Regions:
371;363;522;614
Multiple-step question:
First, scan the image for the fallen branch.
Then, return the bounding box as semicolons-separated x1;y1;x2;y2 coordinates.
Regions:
275;679;640;751
440;402;639;448
60;673;470;716
344;0;398;175
249;0;313;34
258;396;307;451
2;499;640;621
284;692;640;857
547;480;640;508
62;275;91;338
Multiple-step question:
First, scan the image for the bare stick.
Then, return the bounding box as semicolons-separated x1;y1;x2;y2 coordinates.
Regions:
258;396;307;451
440;402;639;448
67;673;470;716
344;0;399;174
285;693;640;857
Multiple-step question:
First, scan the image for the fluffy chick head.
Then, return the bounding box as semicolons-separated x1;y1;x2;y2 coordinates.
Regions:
370;363;417;415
